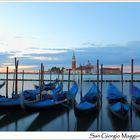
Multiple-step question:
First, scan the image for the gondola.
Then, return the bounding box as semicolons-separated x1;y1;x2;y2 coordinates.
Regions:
0;88;43;110
0;81;5;89
0;79;62;109
23;82;63;101
0;82;62;110
0;89;44;110
23;82;78;111
0;82;21;109
107;83;129;120
131;85;140;111
34;80;58;91
74;83;100;117
0;97;21;110
107;83;127;104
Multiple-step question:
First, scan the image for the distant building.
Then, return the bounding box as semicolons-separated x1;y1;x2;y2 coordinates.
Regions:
102;67;121;74
76;61;94;74
64;52;97;74
72;51;76;70
70;52;95;74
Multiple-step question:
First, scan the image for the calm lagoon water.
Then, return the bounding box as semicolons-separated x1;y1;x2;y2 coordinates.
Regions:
0;74;140;131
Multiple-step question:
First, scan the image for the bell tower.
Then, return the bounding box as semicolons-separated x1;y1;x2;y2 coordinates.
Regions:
72;51;76;70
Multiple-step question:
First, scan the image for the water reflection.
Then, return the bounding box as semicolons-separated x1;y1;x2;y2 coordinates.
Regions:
0;110;9;117
74;112;99;131
26;108;71;131
133;107;140;118
66;108;70;131
0;110;35;129
108;110;129;131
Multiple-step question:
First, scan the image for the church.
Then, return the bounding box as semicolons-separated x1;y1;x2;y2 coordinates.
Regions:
71;52;95;74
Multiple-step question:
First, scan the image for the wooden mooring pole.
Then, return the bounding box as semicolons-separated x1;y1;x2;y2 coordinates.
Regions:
61;68;64;90
121;64;123;94
62;68;64;83
50;69;52;83
41;65;43;85
40;63;43;100
22;70;24;93
42;64;44;84
15;58;19;95
80;65;83;101
12;69;15;94
100;64;103;131
6;66;8;98
97;60;99;131
78;71;80;84
97;60;99;96
67;69;71;104
130;58;134;131
58;70;60;83
130;59;134;101
100;64;103;105
39;69;41;86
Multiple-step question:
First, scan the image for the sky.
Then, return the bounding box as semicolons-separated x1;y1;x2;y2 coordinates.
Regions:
0;2;140;72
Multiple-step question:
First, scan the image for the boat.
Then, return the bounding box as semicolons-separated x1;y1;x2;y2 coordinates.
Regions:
0;82;63;110
23;82;78;111
107;83;127;104
131;85;140;111
0;82;62;110
0;81;5;89
107;83;129;120
34;80;58;91
0;97;21;110
74;83;100;117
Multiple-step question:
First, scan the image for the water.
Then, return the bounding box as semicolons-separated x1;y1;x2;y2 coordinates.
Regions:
0;74;140;131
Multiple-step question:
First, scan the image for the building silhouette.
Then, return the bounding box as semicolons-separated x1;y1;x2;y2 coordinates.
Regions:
71;52;94;74
72;51;76;70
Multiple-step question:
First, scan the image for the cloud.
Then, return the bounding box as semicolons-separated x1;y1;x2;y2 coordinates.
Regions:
74;41;140;67
14;36;24;39
22;41;140;69
26;48;68;54
8;54;31;59
7;48;68;60
0;32;140;71
30;56;60;61
0;32;69;54
18;65;38;70
82;42;99;47
1;60;38;69
0;65;38;72
2;62;14;66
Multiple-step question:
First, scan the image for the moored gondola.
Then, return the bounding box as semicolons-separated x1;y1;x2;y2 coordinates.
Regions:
74;83;100;117
23;82;78;111
34;79;58;91
0;82;60;110
107;83;129;120
0;77;71;110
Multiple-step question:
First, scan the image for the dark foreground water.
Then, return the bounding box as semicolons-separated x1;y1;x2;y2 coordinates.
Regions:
0;74;140;131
